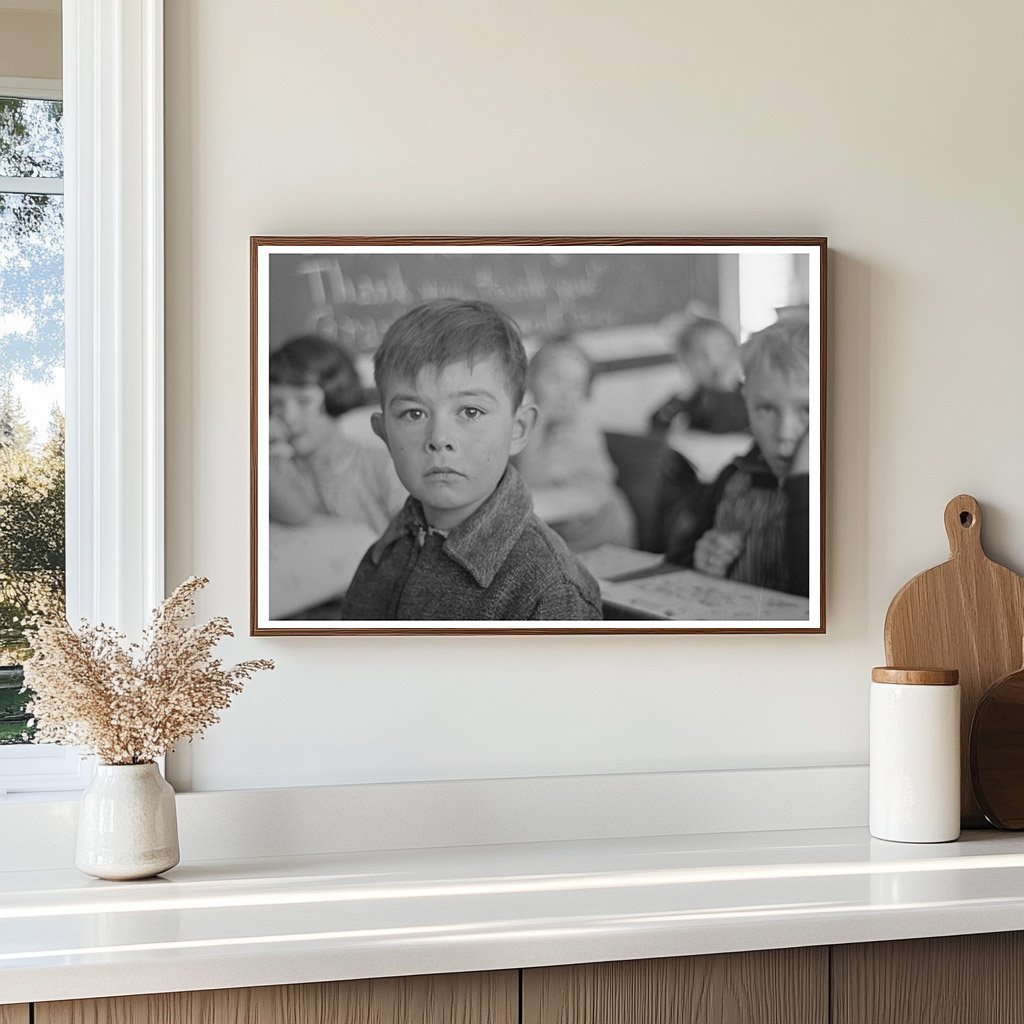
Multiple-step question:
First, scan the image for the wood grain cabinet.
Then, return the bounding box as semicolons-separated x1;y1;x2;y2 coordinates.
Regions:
17;933;1024;1024
832;932;1024;1024
34;971;518;1024
522;948;828;1024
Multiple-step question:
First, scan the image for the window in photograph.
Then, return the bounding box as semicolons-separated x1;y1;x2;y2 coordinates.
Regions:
738;251;809;340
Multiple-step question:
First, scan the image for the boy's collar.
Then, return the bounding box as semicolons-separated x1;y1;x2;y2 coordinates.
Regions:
732;442;772;475
733;442;797;484
369;465;533;588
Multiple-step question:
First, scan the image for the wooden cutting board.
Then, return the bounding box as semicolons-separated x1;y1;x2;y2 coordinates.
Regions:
970;650;1024;829
884;494;1024;827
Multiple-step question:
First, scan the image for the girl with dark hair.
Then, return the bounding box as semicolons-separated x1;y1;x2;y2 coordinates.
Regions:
268;335;405;533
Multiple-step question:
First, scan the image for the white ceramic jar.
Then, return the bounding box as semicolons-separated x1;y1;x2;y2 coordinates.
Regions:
870;667;961;843
76;762;180;880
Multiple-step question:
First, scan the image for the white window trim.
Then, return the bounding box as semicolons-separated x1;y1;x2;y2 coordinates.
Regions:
0;76;64;195
0;175;63;195
0;76;62;100
0;1;164;798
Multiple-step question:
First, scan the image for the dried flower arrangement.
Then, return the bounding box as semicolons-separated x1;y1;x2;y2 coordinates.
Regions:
22;576;273;765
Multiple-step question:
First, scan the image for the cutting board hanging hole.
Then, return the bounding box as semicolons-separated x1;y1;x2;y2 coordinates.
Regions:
944;494;982;556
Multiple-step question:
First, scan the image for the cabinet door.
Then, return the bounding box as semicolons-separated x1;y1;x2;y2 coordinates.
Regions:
523;949;828;1024
832;933;1024;1024
0;1007;29;1024
36;971;517;1024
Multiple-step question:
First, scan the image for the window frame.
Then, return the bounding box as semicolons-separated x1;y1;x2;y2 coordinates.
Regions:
0;0;165;799
0;75;64;193
0;75;77;795
0;76;61;101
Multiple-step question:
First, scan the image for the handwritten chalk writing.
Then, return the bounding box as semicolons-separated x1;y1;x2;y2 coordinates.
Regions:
299;257;606;312
297;259;414;308
268;251;718;358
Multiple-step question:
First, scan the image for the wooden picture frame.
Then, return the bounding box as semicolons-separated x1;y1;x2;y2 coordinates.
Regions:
251;236;826;635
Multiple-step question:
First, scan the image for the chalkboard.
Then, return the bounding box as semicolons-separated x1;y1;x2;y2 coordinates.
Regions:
267;251;721;355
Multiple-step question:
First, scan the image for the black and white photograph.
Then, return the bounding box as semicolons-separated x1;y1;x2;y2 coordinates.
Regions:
250;238;825;634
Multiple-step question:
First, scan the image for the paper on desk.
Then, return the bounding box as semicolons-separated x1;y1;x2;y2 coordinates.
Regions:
576;544;665;581
602;568;810;621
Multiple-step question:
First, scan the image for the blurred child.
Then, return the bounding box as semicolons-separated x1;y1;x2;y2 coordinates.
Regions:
679;317;811;597
343;300;602;621
651;308;752;559
514;336;637;553
269;335;406;533
649;306;748;439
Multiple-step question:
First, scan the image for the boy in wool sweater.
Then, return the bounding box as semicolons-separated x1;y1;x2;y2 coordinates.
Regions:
343;299;602;621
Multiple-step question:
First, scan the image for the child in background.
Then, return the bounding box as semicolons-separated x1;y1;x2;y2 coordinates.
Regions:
269;335;406;534
343;299;602;621
651;307;751;560
649;305;749;439
681;317;811;597
514;336;637;553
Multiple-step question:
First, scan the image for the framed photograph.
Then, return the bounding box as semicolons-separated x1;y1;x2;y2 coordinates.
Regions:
250;236;826;635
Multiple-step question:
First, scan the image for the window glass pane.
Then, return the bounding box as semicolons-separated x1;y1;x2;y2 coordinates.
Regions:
0;97;63;179
0;664;29;743
0;184;65;745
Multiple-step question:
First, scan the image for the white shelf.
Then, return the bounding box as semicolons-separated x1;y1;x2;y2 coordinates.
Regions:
4;825;1024;1004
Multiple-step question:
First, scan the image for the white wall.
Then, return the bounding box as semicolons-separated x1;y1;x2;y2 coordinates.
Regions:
164;0;1024;791
0;8;60;80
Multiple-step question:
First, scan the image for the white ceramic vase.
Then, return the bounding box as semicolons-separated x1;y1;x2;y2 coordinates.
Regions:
76;762;180;880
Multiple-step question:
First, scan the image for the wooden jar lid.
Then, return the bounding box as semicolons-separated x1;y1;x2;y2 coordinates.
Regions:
871;667;960;686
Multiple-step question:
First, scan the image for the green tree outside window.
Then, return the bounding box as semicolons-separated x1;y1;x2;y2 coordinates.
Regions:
0;94;65;743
